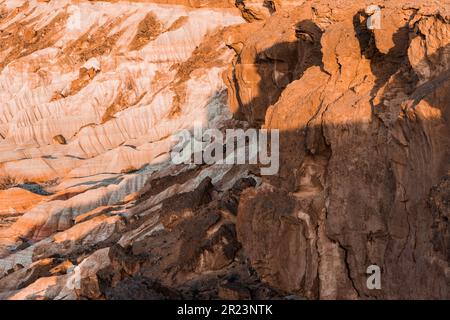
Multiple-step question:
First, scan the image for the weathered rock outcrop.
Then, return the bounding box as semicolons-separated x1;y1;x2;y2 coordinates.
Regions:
0;0;448;300
226;0;450;299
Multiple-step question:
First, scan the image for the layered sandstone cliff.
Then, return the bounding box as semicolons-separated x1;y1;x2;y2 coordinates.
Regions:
0;0;448;300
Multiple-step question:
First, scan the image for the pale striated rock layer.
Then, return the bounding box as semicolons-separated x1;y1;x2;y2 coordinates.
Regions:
0;0;448;300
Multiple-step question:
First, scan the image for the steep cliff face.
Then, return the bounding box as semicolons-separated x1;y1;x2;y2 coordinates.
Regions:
226;0;450;299
0;0;448;300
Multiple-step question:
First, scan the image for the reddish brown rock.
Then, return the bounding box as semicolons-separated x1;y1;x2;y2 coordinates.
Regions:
0;0;448;301
227;0;450;299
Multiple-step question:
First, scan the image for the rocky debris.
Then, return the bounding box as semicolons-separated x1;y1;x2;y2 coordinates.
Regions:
0;188;44;216
7;275;69;300
0;187;47;233
0;0;448;300
0;258;59;293
97;173;294;301
235;0;271;22
104;276;182;300
234;0;301;22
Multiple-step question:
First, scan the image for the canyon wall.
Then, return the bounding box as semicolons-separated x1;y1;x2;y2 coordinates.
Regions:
0;0;448;299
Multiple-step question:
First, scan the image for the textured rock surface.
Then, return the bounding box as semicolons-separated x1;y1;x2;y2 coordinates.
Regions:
228;0;450;299
0;0;448;300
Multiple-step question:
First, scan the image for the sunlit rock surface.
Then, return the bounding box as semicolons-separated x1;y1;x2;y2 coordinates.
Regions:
0;0;448;300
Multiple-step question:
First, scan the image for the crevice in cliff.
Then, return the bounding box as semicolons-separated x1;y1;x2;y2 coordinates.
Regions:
338;242;361;298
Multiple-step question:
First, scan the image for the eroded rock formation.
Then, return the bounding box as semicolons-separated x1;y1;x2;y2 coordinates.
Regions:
0;0;448;300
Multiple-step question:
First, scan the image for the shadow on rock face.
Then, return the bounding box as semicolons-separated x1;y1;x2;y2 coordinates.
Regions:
223;12;450;300
229;19;324;127
353;11;417;110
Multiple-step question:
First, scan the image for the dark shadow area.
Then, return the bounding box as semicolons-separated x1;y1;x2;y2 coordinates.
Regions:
353;10;450;112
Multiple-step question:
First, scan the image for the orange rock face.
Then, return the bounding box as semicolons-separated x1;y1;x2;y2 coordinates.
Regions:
0;0;448;300
228;0;450;299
